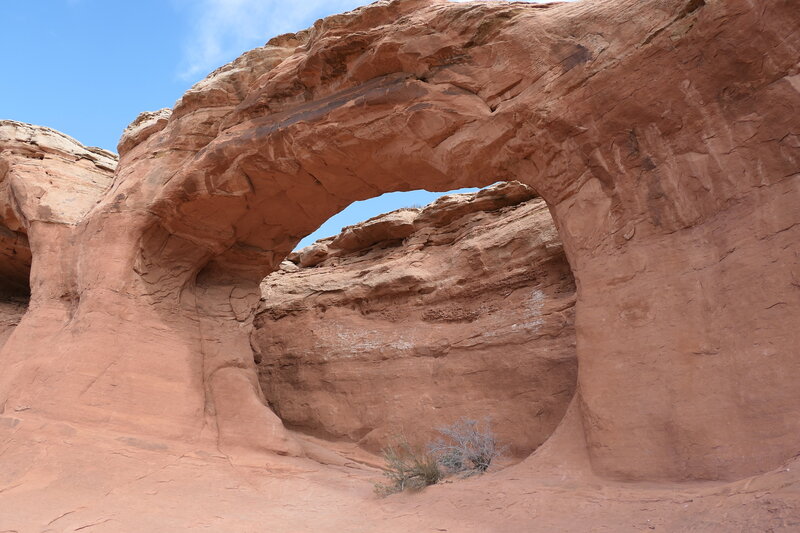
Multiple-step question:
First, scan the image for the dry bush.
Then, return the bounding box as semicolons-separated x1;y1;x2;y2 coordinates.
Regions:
428;418;504;475
374;437;441;497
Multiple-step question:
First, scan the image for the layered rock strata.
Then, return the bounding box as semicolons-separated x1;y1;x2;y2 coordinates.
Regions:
253;182;577;455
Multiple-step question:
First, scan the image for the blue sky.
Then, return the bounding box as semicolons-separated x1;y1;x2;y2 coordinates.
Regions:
0;0;561;248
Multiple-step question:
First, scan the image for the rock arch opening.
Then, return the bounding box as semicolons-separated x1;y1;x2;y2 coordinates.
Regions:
292;186;482;251
252;181;578;458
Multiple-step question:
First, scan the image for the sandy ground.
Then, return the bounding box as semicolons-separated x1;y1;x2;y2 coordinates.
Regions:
1;411;798;533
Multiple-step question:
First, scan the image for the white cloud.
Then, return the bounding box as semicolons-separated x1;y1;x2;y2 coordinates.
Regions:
178;0;364;80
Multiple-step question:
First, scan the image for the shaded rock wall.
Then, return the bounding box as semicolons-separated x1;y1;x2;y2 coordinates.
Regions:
0;299;27;352
253;182;577;455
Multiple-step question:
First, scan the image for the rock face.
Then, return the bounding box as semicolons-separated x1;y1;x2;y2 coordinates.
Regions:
253;182;577;455
0;0;795;514
0;0;799;529
0;299;26;351
0;121;116;297
117;108;172;156
0;121;116;225
0;121;116;355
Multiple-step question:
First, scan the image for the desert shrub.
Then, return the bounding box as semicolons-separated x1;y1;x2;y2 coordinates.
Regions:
428;418;504;475
374;437;441;497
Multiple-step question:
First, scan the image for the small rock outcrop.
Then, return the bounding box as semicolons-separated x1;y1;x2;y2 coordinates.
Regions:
0;121;116;224
117;109;172;155
254;182;576;454
0;121;116;348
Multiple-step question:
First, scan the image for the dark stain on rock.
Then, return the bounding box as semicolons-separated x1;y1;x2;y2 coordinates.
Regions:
562;45;592;73
37;204;53;220
0;417;21;428
642;157;657;171
682;0;706;17
646;172;668;226
117;436;168;451
108;193;127;213
627;130;641;158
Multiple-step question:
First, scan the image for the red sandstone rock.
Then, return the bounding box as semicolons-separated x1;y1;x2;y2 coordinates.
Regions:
0;0;798;530
0;121;116;297
328;208;419;255
117;108;172;156
0;298;26;351
253;182;576;455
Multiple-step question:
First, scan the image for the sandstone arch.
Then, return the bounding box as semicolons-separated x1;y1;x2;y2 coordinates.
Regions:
253;182;579;458
0;0;797;483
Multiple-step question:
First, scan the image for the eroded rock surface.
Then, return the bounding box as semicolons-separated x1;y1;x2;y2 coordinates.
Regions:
0;121;116;224
0;299;26;351
0;121;116;352
0;0;798;529
0;0;795;482
0;121;116;296
253;182;577;454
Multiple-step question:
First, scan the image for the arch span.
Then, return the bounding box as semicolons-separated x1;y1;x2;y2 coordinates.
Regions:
0;0;797;481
